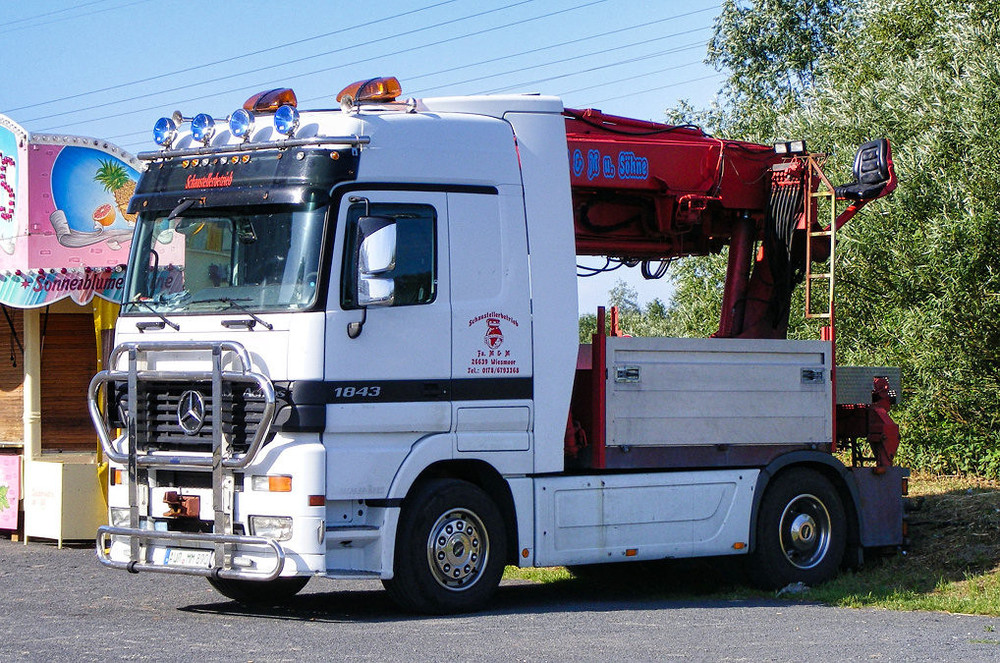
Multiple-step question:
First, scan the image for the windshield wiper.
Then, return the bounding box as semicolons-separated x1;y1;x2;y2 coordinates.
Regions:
168;197;203;220
127;299;180;331
198;297;274;331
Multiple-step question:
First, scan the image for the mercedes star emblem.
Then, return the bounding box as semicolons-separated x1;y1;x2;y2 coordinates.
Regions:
177;390;206;435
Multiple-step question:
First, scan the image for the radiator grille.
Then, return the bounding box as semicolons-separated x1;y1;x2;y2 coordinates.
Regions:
133;381;268;454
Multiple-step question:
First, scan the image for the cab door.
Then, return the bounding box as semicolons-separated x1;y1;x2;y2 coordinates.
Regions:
323;190;451;499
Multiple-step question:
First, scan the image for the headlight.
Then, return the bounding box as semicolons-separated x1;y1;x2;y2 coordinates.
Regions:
249;515;293;541
250;474;292;492
110;507;130;527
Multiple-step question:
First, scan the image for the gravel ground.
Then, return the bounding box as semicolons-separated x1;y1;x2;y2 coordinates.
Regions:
1;537;998;662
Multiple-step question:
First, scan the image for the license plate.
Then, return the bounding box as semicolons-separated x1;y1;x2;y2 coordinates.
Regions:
164;548;213;568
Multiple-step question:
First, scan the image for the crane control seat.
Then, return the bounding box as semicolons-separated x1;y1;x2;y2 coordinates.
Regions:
834;138;896;201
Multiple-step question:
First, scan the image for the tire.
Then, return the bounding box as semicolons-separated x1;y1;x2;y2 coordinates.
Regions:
207;575;309;605
383;479;507;614
748;468;846;589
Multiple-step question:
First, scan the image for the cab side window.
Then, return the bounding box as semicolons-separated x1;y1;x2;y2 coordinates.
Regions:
341;202;437;309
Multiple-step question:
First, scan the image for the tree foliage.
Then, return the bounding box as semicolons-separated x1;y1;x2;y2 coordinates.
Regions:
706;0;851;138
655;0;1000;475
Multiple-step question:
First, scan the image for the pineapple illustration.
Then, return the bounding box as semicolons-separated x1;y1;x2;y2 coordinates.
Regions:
94;159;137;225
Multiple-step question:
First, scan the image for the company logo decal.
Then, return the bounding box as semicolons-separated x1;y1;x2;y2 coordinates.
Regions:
185;172;234;189
177;390;207;435
570;147;650;183
484;318;504;350
467;312;521;376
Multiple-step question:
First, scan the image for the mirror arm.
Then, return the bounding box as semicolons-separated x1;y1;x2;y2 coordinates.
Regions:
347;306;367;339
348;195;371;216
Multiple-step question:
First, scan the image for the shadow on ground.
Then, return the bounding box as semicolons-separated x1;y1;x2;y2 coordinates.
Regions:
179;556;774;623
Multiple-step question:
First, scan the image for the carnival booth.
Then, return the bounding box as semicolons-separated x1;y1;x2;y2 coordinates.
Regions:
0;114;140;545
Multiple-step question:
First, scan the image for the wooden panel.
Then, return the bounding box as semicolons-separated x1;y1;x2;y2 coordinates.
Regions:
0;308;24;443
40;312;97;453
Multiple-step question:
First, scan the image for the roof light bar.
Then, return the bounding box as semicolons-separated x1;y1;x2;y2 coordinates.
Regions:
243;88;297;113
336;76;402;107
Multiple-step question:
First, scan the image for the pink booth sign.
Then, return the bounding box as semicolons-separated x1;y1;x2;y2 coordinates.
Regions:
0;114;143;309
0;454;20;530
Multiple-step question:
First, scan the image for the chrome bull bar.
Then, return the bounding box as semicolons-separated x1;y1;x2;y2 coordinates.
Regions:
89;340;278;569
96;526;285;580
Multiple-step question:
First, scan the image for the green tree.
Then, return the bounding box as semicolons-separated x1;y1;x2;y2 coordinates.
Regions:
608;279;640;313
706;0;851;139
669;0;1000;475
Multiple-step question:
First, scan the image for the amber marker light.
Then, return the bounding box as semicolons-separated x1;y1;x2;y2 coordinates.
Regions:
243;88;298;112
269;476;292;492
733;542;746;550
308;495;325;507
251;475;292;492
336;76;402;105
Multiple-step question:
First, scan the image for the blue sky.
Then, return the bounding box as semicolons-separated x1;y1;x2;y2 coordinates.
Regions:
1;0;727;312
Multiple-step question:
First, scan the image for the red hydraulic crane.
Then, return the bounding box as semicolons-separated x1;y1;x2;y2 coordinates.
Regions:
564;107;896;340
563;108;900;470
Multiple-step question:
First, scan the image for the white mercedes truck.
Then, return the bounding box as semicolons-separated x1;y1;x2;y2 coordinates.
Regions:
91;78;906;613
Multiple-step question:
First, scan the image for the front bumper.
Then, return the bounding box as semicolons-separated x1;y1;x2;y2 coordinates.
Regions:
97;526;285;580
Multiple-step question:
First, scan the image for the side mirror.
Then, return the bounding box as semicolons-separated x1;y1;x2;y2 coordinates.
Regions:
356;216;396;306
348;215;396;339
358;216;396;275
359;274;395;307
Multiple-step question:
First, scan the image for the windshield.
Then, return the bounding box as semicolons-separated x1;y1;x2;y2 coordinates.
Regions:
122;203;326;314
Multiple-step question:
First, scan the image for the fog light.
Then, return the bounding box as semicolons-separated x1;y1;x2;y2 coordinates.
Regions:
153;117;177;147
232;556;257;569
274;104;299;136
249;515;293;541
191;113;216;144
229;108;254;139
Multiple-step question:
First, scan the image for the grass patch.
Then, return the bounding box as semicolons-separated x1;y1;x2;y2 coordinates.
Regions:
502;566;572;584
504;473;1000;615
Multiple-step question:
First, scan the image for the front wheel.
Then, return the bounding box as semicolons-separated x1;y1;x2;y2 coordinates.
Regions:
383;479;506;614
207;575;309;605
748;468;846;589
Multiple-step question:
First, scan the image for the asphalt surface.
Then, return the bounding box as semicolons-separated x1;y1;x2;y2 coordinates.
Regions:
1;537;998;662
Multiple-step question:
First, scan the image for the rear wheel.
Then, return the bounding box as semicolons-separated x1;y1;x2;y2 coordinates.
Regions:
748;468;846;589
383;479;506;614
207;575;309;605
